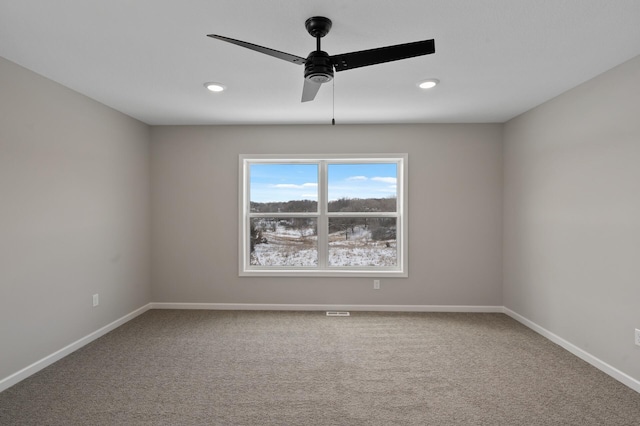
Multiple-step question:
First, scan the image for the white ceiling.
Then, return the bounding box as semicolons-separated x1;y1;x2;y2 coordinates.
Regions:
1;1;639;125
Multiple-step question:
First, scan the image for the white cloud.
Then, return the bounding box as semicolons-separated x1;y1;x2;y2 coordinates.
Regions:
346;176;368;181
371;177;397;184
272;182;318;189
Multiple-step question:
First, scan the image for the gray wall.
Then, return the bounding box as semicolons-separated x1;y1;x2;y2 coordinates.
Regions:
150;124;504;306
0;58;151;380
503;55;640;381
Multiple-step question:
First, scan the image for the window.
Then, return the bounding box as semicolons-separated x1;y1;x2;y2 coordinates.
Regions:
239;154;407;277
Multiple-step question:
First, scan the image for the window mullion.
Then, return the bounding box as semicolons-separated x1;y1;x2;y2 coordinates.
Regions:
326;212;399;218
249;212;318;218
317;160;328;268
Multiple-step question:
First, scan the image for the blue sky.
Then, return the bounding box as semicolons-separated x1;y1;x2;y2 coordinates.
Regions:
250;163;397;203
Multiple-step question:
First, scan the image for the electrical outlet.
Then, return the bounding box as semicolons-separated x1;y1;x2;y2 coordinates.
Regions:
635;329;640;347
93;294;99;307
373;280;380;290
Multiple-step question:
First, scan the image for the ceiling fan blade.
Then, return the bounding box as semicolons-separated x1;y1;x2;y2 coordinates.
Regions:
207;34;306;65
331;39;435;72
301;79;322;102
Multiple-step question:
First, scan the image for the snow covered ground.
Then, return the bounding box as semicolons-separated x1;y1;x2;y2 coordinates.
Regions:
250;223;396;267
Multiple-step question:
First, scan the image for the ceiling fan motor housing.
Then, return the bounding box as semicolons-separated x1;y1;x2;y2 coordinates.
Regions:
304;51;334;83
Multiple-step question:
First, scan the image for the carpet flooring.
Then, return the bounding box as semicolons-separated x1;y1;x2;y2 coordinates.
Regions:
1;310;639;425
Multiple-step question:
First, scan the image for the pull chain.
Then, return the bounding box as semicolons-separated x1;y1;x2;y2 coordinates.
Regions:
331;77;335;125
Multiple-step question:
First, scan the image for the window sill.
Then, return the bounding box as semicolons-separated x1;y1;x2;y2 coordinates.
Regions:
239;269;408;278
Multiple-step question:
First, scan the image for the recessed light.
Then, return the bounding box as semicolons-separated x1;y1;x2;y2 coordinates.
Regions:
204;82;226;92
418;79;439;89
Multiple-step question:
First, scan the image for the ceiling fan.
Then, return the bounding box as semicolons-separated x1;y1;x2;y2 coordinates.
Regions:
207;16;435;102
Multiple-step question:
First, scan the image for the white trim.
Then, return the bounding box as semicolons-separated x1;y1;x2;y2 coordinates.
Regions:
503;307;640;394
150;302;503;313
0;304;151;393
3;303;638;396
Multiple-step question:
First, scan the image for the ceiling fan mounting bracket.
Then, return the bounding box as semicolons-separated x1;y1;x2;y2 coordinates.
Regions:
305;16;332;39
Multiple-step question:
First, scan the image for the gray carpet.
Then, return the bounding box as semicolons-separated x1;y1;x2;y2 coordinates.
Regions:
1;310;639;425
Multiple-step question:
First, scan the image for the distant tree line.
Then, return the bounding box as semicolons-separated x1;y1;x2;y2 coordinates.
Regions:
251;199;317;213
251;197;396;213
327;197;396;213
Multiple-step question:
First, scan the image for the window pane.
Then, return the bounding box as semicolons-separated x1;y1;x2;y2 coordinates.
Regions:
250;218;318;267
328;163;397;212
250;164;318;212
328;218;397;267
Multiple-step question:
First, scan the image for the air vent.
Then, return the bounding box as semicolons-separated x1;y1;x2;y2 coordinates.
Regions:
326;311;350;317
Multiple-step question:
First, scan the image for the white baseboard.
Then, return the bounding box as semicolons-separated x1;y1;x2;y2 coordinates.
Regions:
3;303;637;396
0;303;152;393
150;302;504;313
503;307;640;394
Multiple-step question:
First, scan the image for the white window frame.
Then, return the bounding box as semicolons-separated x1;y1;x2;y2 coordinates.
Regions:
239;154;408;277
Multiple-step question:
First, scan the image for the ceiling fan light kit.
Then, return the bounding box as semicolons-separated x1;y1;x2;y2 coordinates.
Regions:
418;79;439;89
207;16;435;103
204;82;226;92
